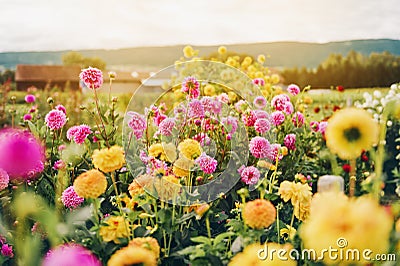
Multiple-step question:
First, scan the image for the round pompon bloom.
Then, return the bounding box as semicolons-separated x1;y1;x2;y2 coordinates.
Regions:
73;169;107;199
325;108;379;160
61;186;84;210
253;96;267;109
67;125;91;144
181;76;200;99
242;199;276;229
128;237;161;260
99;215;130;243
254;118;271;134
25;94;36;103
271;94;290;111
188;99;205;118
43;243;101;266
240;166;260;185
287;84;300;96
45;109;67;130
92;146;125;173
127;111;147;139
107;245;157;266
195;153;217;174
79;67;103;89
158;117;176;136
284;133;296;151
249;136;270;158
23;114;32;121
270;111;285;126
0;128;45;181
178;139;202;160
0;168;9;191
291;111;305;127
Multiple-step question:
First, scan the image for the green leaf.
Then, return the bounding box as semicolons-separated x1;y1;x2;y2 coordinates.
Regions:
213;232;235;246
190;236;211;245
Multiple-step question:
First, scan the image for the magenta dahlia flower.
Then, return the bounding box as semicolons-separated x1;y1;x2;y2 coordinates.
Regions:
45;110;67;130
0;129;45;181
61;186;84;210
181;76;200;99
195;153;217;174
254;118;271;134
292;111;305;127
23;114;32;121
270;111;285;126
242;110;257;127
24;94;36;103
249;136;270;158
271;94;290;111
253;96;267;109
287;84;300;96
127;111;147;139
309;121;320;132
79;67;103;89
158;118;176;136
284;134;296;151
252;78;265;86
43;244;101;266
188;99;205;118
267;143;283;162
0;168;9;191
240;166;260;185
66;125;91;144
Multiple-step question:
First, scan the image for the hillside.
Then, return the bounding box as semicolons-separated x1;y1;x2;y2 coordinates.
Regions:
1;39;399;70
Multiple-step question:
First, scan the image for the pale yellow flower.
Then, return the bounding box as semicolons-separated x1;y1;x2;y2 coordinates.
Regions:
92;145;125;173
218;46;227;55
178;139;202;160
100;215;130;244
257;54;266;64
203;84;216;96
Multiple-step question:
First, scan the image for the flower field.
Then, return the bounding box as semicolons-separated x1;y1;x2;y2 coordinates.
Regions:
1;46;400;266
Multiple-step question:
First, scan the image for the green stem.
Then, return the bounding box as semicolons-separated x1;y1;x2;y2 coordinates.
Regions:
205;215;211;238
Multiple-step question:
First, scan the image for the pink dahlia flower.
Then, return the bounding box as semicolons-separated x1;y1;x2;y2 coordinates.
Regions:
45;109;67;130
287;84;300;96
267;143;283;162
1;244;13;258
284;133;296;151
240;166;260;185
55;104;67;114
271;94;290;111
254;118;271;134
127;111;147;139
0;129;45;181
79;67;103;89
181;76;200;99
249;136;270;158
283;102;294;115
66;125;91;144
309;121;320;132
0;168;9;191
23;114;32;121
222;116;238;135
319;121;328;135
188;99;205;118
253;96;267;109
252;78;265;86
24;94;36;103
43;244;101;266
242;110;257;127
158;118;176;136
195;153;218;174
292;111;305;127
61;186;84;210
270;111;285;126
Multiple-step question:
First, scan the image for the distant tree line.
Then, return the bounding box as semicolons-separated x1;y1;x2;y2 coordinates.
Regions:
62;52;107;70
281;50;400;88
0;70;15;84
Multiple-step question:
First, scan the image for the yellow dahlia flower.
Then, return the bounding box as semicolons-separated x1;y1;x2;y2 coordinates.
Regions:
128;174;155;197
172;157;194;177
99;215;130;244
107;245;157;266
73;169;107;198
153;175;181;201
278;181;312;221
203;84;216;96
325;108;379;160
242;199;276;229
299;192;392;265
218;46;227;55
178;139;202;160
148;142;177;162
129;237;160;259
271;74;280;84
257;54;266;64
229;243;296;266
92;145;125;173
183;45;195;58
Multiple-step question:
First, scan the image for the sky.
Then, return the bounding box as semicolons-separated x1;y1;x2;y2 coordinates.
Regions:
0;0;399;52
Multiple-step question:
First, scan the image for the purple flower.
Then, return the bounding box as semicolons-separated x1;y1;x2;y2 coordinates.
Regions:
127;111;147;139
79;67;103;89
61;186;84;210
66;125;91;144
287;84;300;96
181;76;200;99
240;166;260;185
43;244;101;266
271;94;290;111
45;110;67;130
253;96;267;109
270;111;285;126
0;168;9;191
292;111;305;127
188;99;205;118
1;244;13;258
195;153;218;174
0;129;45;181
25;94;36;103
249;136;270;158
23;114;32;121
284;134;296;151
159;118;176;136
254;118;271;134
